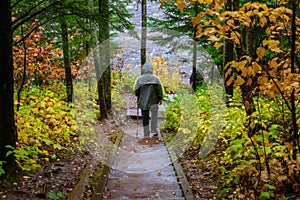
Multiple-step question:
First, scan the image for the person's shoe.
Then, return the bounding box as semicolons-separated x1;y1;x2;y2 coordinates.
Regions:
151;129;158;137
152;133;158;137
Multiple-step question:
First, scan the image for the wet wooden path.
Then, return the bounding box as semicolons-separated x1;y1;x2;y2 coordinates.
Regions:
100;96;192;199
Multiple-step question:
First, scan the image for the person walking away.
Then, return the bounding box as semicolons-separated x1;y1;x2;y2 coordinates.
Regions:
133;62;164;138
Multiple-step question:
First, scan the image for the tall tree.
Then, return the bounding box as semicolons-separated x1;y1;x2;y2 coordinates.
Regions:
192;2;199;92
98;0;111;119
223;0;234;98
0;0;16;177
289;0;299;154
141;0;147;66
60;16;73;103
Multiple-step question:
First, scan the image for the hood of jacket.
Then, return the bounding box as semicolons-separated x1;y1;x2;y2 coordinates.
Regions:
133;62;162;93
137;62;159;85
141;62;153;75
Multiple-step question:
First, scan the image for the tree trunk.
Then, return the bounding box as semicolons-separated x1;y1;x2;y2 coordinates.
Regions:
141;0;147;66
233;0;242;59
99;0;111;119
192;2;199;92
223;0;234;98
0;0;16;177
192;40;197;92
290;0;299;154
60;17;73;103
241;26;256;116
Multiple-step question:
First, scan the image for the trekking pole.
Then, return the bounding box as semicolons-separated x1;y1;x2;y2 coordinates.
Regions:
136;102;139;139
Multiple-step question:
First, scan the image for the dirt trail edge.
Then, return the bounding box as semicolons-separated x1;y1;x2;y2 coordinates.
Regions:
100;94;194;200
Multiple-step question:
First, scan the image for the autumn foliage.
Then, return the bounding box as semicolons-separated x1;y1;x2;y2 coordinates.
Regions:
13;21;79;88
160;0;299;198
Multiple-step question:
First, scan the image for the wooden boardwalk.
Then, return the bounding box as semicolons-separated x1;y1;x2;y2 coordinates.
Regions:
101;122;187;199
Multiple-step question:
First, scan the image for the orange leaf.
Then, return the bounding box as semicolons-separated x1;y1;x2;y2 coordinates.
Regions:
176;0;186;12
269;58;278;69
236;60;248;72
235;76;245;86
226;76;234;86
246;78;253;86
192;13;201;27
247;66;255;76
214;42;223;49
256;47;265;59
252;62;262;73
260;16;267;27
266;90;275;98
225;67;232;78
258;76;268;85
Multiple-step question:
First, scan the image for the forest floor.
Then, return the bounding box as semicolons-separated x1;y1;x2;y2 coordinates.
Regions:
0;93;220;200
0;122;220;200
0;146;92;200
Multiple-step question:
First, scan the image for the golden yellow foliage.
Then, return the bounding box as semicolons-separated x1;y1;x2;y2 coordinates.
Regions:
148;56;182;94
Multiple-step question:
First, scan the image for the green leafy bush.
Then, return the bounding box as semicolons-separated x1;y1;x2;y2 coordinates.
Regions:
13;83;77;171
163;85;300;198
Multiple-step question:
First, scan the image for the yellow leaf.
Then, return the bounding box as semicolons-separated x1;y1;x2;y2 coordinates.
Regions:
223;25;230;32
269;58;278;69
242;16;251;27
258;76;268;85
269;69;277;78
269;14;277;23
45;114;52;119
192;13;201;27
208;35;220;42
225;67;232;78
247;66;255;76
226;76;234;86
252;62;262;73
236;60;248;72
230;31;240;45
235;76;245;86
214;42;223;49
260;16;267;27
241;68;248;77
242;2;252;11
32;107;39;114
256;47;265;59
266;28;271;35
176;0;186;12
263;39;282;53
240;55;252;62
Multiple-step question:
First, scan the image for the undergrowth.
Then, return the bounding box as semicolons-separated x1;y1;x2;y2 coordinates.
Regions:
9;83;78;172
162;87;300;199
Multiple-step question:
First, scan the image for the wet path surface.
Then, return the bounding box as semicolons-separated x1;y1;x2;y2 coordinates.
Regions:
102;130;185;199
102;94;186;199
